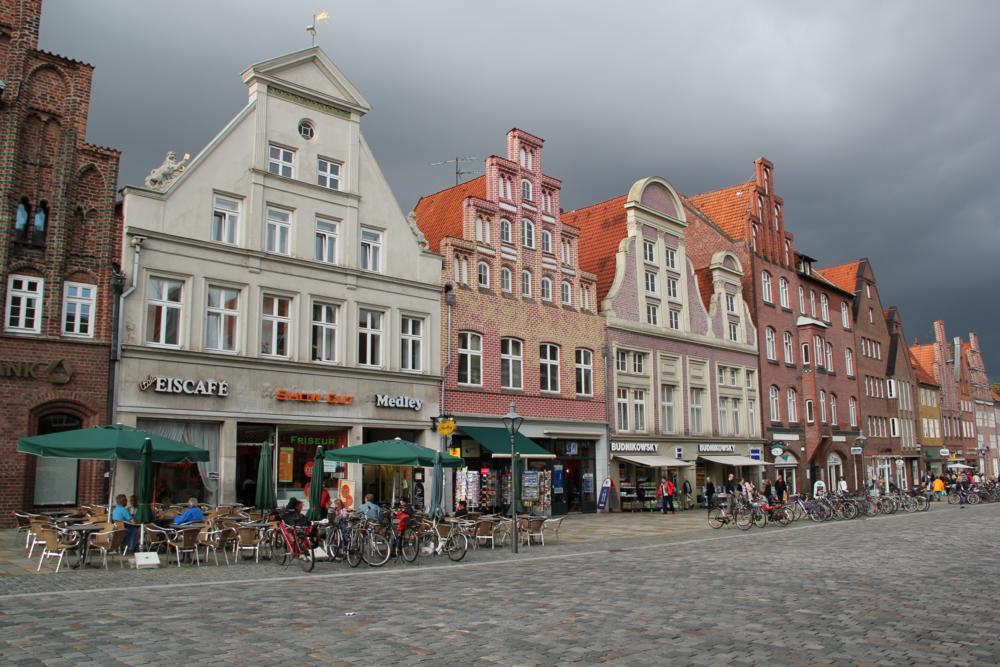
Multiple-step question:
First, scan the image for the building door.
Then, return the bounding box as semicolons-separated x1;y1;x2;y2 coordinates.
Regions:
33;414;82;506
826;453;844;490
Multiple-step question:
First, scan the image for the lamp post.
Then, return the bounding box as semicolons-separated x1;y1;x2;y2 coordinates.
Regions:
853;430;867;492
502;400;524;554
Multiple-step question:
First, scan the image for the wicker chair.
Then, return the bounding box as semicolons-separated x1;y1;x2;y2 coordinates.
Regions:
35;528;79;573
27;518;53;558
524;517;546;546
542;516;565;543
89;528;127;569
166;528;201;567
235;527;263;563
14;512;39;548
472;519;496;549
143;525;170;553
197;527;234;566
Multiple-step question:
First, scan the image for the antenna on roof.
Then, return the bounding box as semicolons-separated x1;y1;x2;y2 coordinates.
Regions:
307;10;330;46
430;156;480;185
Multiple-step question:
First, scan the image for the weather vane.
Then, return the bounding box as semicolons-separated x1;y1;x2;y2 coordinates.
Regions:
307;10;330;46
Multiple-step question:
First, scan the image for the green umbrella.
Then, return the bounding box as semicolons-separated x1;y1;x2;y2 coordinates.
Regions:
306;446;325;521
513;452;524;514
255;443;277;511
324;439;464;468
17;424;209;462
133;438;155;524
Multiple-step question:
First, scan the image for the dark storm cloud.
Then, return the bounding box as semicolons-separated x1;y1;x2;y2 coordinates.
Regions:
39;0;1000;379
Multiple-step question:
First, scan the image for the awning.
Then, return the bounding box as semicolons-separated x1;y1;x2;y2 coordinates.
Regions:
458;426;555;459
699;454;770;467
613;454;692;468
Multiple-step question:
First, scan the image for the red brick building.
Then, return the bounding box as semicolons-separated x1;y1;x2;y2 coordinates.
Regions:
688;158;863;494
413;129;606;514
965;333;997;477
0;0;121;520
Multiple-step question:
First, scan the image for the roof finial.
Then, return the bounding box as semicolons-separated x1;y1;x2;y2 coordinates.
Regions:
307;10;330;46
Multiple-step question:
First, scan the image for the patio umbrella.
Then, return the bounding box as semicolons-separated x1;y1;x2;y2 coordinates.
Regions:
947;463;973;469
306;446;325;521
133;438;155;524
427;450;445;520
324;439;463;468
255;442;277;512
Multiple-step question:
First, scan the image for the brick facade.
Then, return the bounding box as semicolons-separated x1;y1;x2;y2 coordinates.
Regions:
0;0;121;522
965;333;997;476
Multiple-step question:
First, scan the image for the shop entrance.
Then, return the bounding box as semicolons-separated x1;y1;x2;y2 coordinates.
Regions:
549;440;596;514
827;453;844;488
361;428;423;509
236;423;275;507
33;413;82;506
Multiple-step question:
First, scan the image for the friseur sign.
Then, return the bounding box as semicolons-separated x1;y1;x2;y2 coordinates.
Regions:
0;358;75;384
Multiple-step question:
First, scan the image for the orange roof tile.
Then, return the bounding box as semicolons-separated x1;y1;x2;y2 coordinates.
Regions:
910;344;939;385
815;261;861;294
686;181;754;240
412;176;487;253
992;390;1000;403
561;194;629;301
694;266;714;313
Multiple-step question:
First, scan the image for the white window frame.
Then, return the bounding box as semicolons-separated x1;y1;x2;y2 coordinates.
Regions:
690;387;704;434
561;281;572;305
360;228;383;273
849;397;858;427
633;353;644;374
668;308;680;330
787;389;798;423
541;277;552;302
315;218;338;264
783;331;794;363
728;322;738;342
779;278;789;308
521;270;532;297
769;386;780;422
616;350;627;372
265;207;292;256
539;343;560;393
665;248;676;269
798;286;806;314
400;316;423;372
646;303;659;326
761;271;773;303
765;327;776;361
62;281;96;338
268;144;294;178
845;348;855;376
500;219;512;244
477;261;490;288
633;390;647;432
841;301;850;328
541;229;553;254
205;285;239;353
357;308;384;368
501;337;523;390
317;157;341;191
644;271;657;294
311;301;339;364
726;294;736;313
660;384;676;434
667;277;678;299
501;267;513;293
819;390;827;423
457;332;482;386
211;194;240;245
643;240;655;263
522;219;535;248
575;348;593;397
521;179;533;201
617;388;630;431
144;276;182;347
821;294;830;321
260;294;291;358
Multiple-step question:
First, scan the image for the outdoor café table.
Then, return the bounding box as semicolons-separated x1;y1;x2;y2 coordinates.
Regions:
60;523;104;569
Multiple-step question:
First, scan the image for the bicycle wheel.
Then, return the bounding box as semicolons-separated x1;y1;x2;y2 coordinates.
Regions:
298;536;315;572
863;499;878;517
365;533;391;567
325;529;342;561
419;530;440;557
400;528;419;562
735;509;753;531
707;508;725;529
753;509;768;528
346;531;364;568
791;503;805;521
446;532;469;562
776;507;794;526
272;532;290;566
969;492;981;505
843;502;859;520
947;492;959;505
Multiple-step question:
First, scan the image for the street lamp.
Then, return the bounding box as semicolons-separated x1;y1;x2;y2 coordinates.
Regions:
502;400;524;554
853;430;867;491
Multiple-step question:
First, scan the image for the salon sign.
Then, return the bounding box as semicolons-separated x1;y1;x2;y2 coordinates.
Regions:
139;375;229;397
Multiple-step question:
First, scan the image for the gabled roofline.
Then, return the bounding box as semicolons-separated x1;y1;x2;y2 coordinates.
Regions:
242;46;370;115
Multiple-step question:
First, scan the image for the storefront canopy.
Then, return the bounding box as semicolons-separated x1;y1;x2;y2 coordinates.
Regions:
613;454;692;468
323;439;464;468
17;424;210;463
699;454;770;467
458;426;555;459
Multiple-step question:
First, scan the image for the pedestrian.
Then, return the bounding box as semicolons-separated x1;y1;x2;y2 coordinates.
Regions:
656;478;668;514
665;477;676;514
774;475;787;502
932;475;945;500
705;478;716;511
958;474;970;508
682;478;693;510
725;473;737;496
838;477;849;494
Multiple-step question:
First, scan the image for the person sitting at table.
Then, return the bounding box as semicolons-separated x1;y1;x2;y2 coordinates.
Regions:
280;497;309;527
111;494;140;551
357;493;381;522
127;495;139;514
172;497;205;525
453;500;469;518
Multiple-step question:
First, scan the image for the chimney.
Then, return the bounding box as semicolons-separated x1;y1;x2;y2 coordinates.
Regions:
970;332;981;353
933;320;947;345
953;337;962;382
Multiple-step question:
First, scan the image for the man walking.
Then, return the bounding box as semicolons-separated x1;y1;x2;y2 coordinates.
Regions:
664;477;676;514
682;478;693;510
774;475;787;502
705;478;716;511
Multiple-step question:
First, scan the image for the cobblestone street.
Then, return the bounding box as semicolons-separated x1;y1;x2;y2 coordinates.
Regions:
1;503;998;666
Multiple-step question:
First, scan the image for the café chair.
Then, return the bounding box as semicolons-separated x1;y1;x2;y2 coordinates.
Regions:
35;528;79;573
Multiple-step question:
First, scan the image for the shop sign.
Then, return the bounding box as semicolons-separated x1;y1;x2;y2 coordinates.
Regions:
597;477;613;511
289;435;340;446
522;471;540;500
375;394;423;410
461;441;480;458
278;447;294;483
553;465;564;493
275;389;353;405
770;444;785;457
139;375;229;397
698;444;736;453
611;442;659;453
1;358;75;384
939;448;950;457
582;473;595;493
749;448;762;461
850;446;864;455
436;417;456;436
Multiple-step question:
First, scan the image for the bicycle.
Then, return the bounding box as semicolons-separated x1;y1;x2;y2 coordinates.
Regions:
378;510;420;563
418;518;470;561
271;519;316;572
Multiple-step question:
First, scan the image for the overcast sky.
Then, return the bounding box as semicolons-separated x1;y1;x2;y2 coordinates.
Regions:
40;0;1000;381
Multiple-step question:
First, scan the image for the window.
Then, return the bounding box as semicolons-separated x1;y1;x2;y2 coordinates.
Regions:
261;294;291;357
317;158;341;190
751;224;758;251
644;271;657;294
616;388;629;431
62;282;96;338
798;286;805;313
728;322;738;342
501;267;512;293
841;302;850;328
144;277;182;346
821;294;829;321
805;400;815;423
315;219;338;264
575;349;593;396
562;281;572;305
825;342;834;371
521;179;532;201
783;331;794;363
726;294;736;313
500;338;523;390
747;399;756;436
784;240;791;266
14;198;30;244
616;350;627;371
761;271;773;303
719;396;729;435
810;290;817;317
521;270;532;297
765;327;776;361
522;219;535;248
668;309;680;330
830;394;838;424
849;397;858;427
311;302;338;363
769;386;780;421
399;316;423;372
580;286;590;310
268;144;294;178
633;390;647;432
475;218;490;243
887;379;897;399
541;229;552;253
646;304;659;326
779;278;789;308
819;390;827;422
205;286;239;352
360;229;382;272
690;388;704;434
265;207;291;255
457;332;482;385
560;239;572;263
801;342;811;366
813;335;823;368
845;348;855;376
717;366;727;385
633;352;645;374
643;240;655;263
660;385;676;433
357;308;383;367
500;219;512;243
746;369;755;390
539;344;560;393
211;195;240;245
541;277;552;302
666;278;678;299
298;120;315;140
665;248;676;269
868;307;874;324
787;389;798;422
477;261;490;288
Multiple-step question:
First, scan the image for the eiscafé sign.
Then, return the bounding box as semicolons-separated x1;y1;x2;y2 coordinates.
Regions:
139;375;229;397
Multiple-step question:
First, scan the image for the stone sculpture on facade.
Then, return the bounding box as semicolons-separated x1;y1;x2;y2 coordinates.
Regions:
144;151;189;190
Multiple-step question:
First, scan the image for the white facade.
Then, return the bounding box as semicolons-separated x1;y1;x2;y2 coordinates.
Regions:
115;48;442;506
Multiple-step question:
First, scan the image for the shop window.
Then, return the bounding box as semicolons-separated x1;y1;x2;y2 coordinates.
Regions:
33;413;82;505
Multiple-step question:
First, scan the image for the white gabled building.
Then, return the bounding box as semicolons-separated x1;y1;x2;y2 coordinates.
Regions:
115;48;442;507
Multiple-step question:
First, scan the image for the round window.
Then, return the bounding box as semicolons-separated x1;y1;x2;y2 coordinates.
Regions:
298;120;315;140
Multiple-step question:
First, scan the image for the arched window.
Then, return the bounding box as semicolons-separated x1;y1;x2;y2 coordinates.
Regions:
773;204;780;230
14;198;30;244
769;386;781;422
841;301;850;329
32;200;48;246
519;147;526;166
830;394;838;424
845;348;855;376
821;294;829;321
765;327;776;360
819;390;827;422
542;229;553;254
784;240;791;266
849;396;858;427
751;224;759;251
500;267;512;293
825;342;834;370
786;389;798;422
500;218;512;244
521;219;535;248
779;278;789;308
476;261;490;288
801;342;811;366
521;179;533;201
783;331;794;363
761;271;773;303
521;270;533;297
561;280;571;305
540;277;552;301
798;285;805;313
